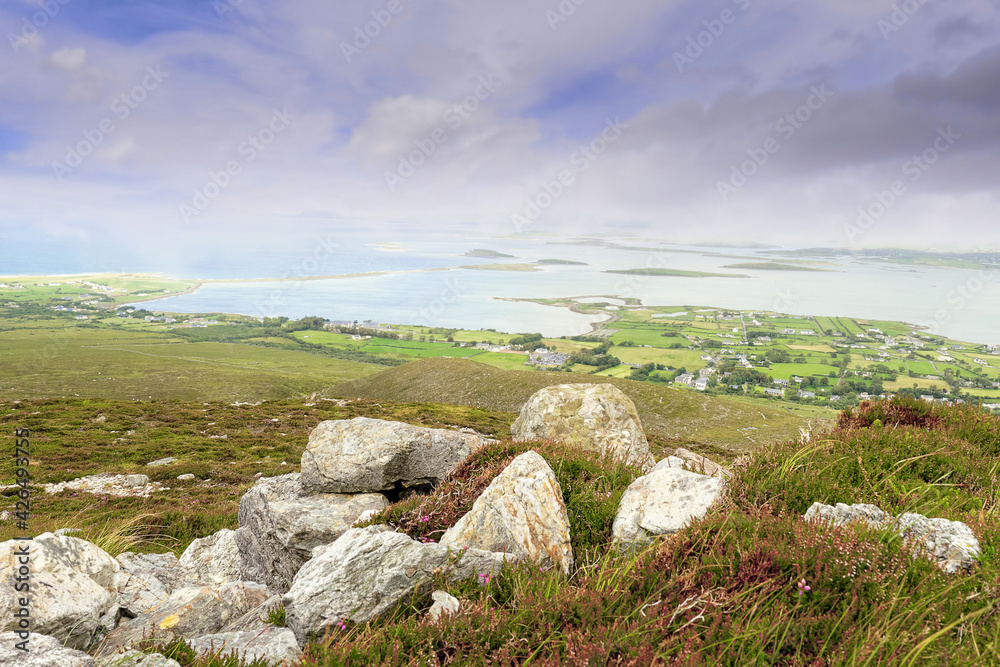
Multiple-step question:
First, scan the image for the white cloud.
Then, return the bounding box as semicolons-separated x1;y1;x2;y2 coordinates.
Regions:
47;47;86;71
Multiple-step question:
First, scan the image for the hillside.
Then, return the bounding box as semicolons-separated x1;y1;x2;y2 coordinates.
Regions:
331;357;828;456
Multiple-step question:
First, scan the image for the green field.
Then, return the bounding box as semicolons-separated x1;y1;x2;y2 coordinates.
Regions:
332;357;834;454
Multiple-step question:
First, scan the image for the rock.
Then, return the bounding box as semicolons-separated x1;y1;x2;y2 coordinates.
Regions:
0;533;120;650
894;513;980;574
428;591;460;622
124;475;149;488
113;552;203;620
146;458;176;467
283;526;514;646
652;456;691;472
440;451;574;575
97;650;181;667
612;466;722;546
187;627;302;665
351;508;383;527
38;474;168;499
221;594;283;634
54;528;83;536
98;582;271;657
511;384;655;470
802;503;981;574
300;417;484;494
177;474;196;481
0;632;95;666
178;529;242;587
804;502;888;529
235;473;389;593
671;448;730;479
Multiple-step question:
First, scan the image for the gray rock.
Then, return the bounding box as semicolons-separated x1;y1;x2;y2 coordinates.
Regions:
894;513;980;574
803;502;888;529
428;591;460;622
0;533;121;650
300;417;485;494
188;627;302;664
440;451;574;575
113;552;203;620
221;594;283;634
671;448;731;479
123;475;149;488
178;529;242;587
235;473;389;593
652;456;692;472
177;474;196;481
511;384;655;471
612;466;722;546
54;528;83;536
283;526;514;646
802;503;981;574
146;458;176;467
97;650;181;667
0;632;95;666
98;582;271;657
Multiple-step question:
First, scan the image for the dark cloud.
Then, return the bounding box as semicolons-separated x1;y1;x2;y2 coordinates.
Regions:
894;45;1000;111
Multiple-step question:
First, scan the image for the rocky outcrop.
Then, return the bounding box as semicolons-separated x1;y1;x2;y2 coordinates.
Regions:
98;582;271;657
612;466;722;546
283;526;514;646
895;513;980;575
511;384;655;470
187;627;301;664
440;451;574;575
0;533;121;650
178;529;242;587
0;632;96;666
804;502;981;574
803;502;888;529
235;473;388;593
301;417;484;494
113;552;203;620
97;650;181;667
671;448;730;479
428;591;460;622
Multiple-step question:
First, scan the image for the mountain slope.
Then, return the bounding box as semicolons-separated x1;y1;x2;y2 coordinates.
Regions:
330;358;830;455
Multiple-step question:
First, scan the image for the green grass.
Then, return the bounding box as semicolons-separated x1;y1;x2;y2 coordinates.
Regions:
331;357;833;456
769;362;842;380
604;268;749;278
906;360;939;376
288;400;1000;665
723;262;829;271
0;324;381;402
0;397;514;550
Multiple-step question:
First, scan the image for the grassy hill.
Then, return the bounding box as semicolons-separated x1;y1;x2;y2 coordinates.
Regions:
331;357;831;458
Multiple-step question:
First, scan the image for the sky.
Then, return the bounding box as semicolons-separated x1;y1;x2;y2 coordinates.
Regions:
2;0;999;261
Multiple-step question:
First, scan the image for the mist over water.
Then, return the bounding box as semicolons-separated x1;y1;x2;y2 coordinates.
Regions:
117;239;1000;345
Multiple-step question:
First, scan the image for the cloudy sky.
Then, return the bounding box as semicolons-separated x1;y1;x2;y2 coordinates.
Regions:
2;0;999;261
